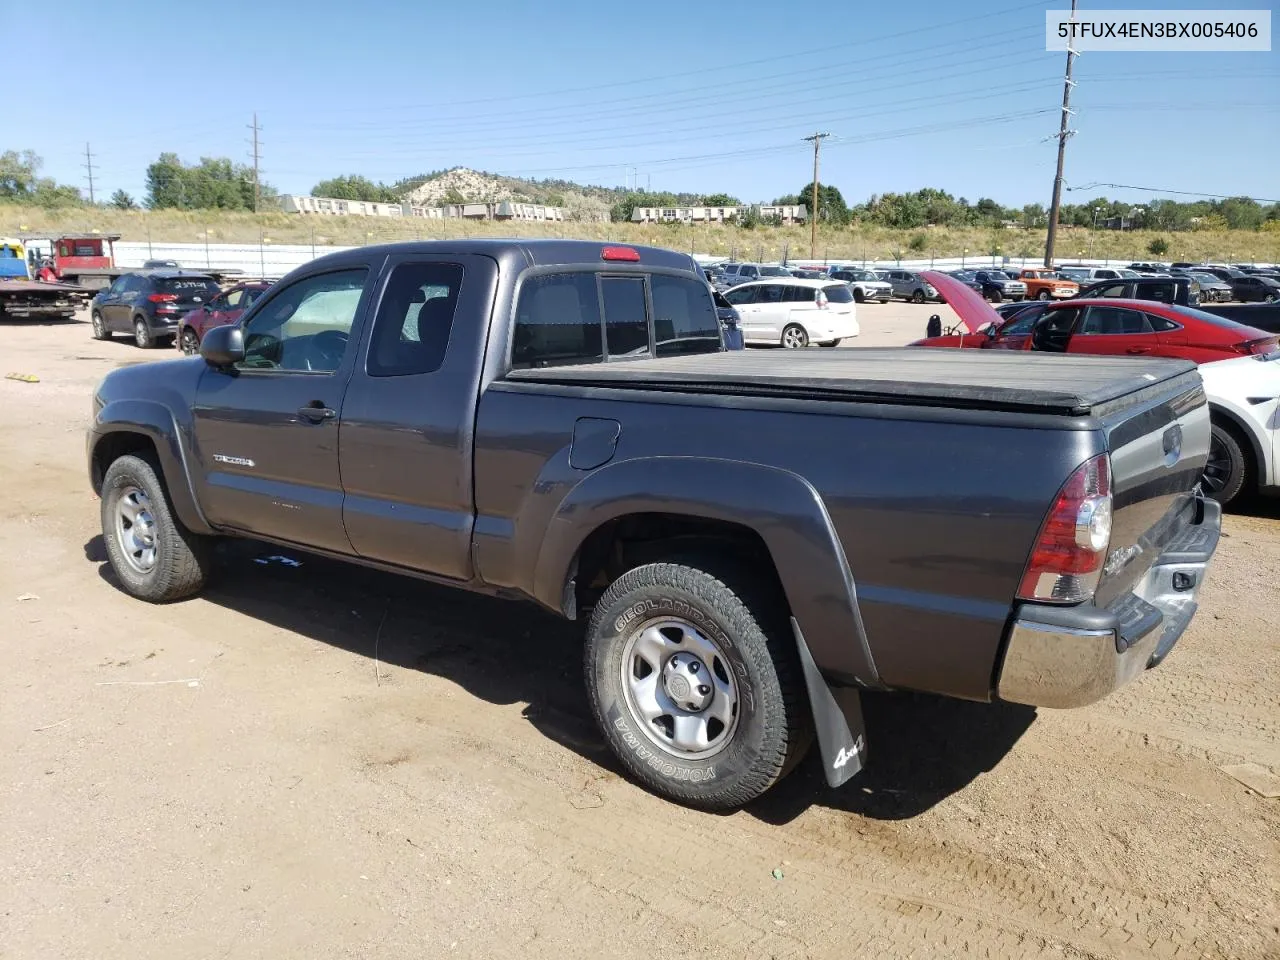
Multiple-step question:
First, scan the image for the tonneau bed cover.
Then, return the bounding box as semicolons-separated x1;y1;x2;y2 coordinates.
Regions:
506;349;1201;417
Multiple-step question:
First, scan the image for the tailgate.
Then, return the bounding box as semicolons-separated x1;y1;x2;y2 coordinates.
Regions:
1093;375;1210;607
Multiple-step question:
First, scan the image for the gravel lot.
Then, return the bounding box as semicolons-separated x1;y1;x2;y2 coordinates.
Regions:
2;306;1277;960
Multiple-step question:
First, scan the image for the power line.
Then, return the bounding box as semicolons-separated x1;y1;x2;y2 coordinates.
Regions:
1044;0;1078;267
314;0;1054;117
82;142;96;204
1068;183;1280;203
248;112;262;213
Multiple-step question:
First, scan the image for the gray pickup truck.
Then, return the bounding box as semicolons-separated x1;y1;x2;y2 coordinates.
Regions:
87;240;1221;810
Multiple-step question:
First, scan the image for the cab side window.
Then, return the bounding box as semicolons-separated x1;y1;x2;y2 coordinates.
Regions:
367;262;464;377
238;268;368;373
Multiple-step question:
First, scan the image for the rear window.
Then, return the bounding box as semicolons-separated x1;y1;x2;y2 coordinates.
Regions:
160;277;220;296
652;274;720;357
512;273;603;369
1170;305;1275;336
822;284;854;303
511;271;721;369
759;266;791;277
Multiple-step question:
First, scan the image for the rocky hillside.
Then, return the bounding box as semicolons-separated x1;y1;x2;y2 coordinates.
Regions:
400;168;618;221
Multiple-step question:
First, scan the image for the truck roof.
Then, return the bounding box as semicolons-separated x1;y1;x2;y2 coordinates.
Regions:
300;238;700;273
507;348;1200;418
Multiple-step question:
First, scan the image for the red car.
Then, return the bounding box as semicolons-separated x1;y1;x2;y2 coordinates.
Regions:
913;295;1278;363
176;280;271;355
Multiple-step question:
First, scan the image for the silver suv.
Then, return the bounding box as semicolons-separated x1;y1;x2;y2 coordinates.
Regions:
716;263;795;291
881;269;941;303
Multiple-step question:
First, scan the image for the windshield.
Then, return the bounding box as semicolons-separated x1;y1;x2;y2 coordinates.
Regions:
759;266;792;277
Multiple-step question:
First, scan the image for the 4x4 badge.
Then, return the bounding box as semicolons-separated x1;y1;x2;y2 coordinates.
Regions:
213;454;255;468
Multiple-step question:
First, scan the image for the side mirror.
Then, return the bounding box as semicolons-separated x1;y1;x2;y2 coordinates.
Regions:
986;322;999;339
200;324;245;368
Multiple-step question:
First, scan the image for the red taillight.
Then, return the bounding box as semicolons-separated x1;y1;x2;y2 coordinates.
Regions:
601;246;640;262
1017;453;1113;604
147;293;178;303
1234;337;1279;356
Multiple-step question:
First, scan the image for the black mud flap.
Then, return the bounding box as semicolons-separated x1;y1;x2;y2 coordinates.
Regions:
791;618;867;788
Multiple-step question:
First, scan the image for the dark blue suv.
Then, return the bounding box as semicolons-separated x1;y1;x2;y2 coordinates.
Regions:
90;271;222;348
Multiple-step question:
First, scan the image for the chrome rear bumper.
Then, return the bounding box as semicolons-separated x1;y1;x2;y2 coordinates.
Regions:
998;499;1220;708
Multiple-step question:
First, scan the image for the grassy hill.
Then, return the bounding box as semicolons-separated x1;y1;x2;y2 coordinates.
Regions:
3;203;1277;265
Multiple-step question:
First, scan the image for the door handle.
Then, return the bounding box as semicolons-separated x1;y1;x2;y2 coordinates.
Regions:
1126;346;1152;354
297;403;336;422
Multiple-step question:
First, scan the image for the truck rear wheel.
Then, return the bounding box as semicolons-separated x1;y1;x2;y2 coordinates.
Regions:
585;560;810;810
100;454;211;602
91;310;111;340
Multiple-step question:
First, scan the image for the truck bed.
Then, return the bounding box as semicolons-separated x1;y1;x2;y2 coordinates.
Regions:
506;349;1200;417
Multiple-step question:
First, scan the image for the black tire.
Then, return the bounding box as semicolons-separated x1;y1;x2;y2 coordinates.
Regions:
911;289;925;304
100;453;212;602
780;323;808;348
820;339;841;348
1203;421;1250;506
585;561;810;810
1037;289;1052;301
1012;295;1025;302
133;316;155;349
987;288;1003;303
1265;293;1277;303
178;326;200;356
852;288;866;303
91;309;111;340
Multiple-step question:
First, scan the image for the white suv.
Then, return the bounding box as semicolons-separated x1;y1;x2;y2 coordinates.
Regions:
722;278;859;348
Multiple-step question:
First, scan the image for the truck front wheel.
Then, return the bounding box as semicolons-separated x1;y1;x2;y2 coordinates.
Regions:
585;560;810;810
100;454;211;602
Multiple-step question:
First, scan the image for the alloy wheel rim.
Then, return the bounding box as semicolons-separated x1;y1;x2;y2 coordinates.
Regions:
619;617;739;760
783;327;806;348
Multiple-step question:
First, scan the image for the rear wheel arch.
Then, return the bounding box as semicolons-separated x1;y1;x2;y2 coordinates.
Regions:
532;458;881;687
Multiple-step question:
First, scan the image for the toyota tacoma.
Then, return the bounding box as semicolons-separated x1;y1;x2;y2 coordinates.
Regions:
87;240;1221;810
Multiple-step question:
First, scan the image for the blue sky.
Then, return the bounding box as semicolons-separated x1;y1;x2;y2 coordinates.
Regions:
10;0;1277;208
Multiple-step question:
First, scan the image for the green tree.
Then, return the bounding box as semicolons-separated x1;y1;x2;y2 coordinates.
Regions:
109;189;137;210
908;233;928;252
796;183;848;225
0;149;42;197
702;192;739;206
1147;237;1170;256
145;153;270;210
0;149;84;207
738;206;761;229
311;174;401;203
1217;197;1263;231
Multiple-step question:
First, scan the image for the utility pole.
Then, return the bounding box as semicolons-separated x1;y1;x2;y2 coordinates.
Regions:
803;132;829;259
1044;0;1078;267
82;143;96;204
248;112;263;213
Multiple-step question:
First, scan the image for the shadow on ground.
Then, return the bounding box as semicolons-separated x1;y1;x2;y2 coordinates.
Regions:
86;534;1035;823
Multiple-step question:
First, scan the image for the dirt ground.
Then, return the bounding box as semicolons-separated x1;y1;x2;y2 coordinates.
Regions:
1;305;1277;960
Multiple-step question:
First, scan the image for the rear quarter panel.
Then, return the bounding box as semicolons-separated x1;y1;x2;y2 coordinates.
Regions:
473;385;1101;701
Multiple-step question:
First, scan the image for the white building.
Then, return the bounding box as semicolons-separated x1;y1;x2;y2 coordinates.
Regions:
629;204;806;224
279;194;565;222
